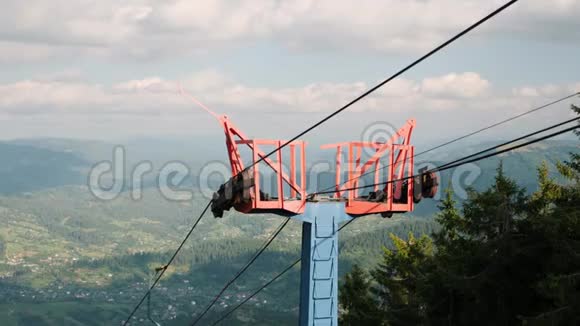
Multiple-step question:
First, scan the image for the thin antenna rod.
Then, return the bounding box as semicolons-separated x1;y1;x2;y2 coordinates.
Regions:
179;83;222;121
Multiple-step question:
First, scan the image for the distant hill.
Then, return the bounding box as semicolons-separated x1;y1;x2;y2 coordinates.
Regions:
0;137;576;203
0;137;226;195
0;143;88;194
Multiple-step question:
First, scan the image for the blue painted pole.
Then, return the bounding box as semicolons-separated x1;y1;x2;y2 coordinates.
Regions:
294;202;351;326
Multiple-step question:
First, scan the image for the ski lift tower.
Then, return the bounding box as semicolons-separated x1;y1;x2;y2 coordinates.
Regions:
189;93;437;325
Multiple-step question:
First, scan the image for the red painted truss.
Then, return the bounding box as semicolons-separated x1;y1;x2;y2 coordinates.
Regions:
320;119;416;216
210;114;307;217
180;89;430;218
212;117;418;217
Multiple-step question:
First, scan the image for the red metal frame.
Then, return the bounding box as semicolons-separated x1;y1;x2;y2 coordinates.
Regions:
321;119;416;215
220;116;307;215
222;117;416;216
181;88;416;217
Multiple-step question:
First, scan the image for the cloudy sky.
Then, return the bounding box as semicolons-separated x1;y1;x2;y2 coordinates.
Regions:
0;0;579;147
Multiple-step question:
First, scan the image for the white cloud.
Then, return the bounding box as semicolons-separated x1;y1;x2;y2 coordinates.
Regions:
513;83;580;98
421;73;490;98
512;87;540;97
0;70;576;119
1;0;579;61
0;70;578;142
0;80;107;114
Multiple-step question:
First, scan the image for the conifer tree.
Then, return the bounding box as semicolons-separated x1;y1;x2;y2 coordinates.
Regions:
339;264;381;325
371;233;434;326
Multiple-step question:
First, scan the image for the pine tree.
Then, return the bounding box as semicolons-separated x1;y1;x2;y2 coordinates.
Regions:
371;233;434;326
434;185;464;245
339;264;381;325
462;162;527;240
521;104;580;325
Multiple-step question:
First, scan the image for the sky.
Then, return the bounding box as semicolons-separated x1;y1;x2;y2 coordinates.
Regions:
0;0;579;149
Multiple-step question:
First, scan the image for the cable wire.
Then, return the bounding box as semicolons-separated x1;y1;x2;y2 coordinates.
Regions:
316;92;580;195
122;200;212;326
147;269;162;326
415;93;579;158
240;0;520;175
432;124;579;174
436;116;580;170
316;121;580;195
190;217;292;326
209;218;358;326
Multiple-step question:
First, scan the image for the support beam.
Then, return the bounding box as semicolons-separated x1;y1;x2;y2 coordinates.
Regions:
295;203;351;326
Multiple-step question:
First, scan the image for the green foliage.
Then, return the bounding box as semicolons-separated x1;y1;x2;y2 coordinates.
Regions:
371;233;434;326
434;186;463;244
0;302;129;326
339;264;381;325
461;162;527;240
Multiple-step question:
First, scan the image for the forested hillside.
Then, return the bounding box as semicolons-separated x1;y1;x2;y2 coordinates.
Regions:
0;182;441;325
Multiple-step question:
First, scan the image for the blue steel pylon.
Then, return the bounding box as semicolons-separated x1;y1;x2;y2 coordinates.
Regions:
293;202;352;326
189;95;427;325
